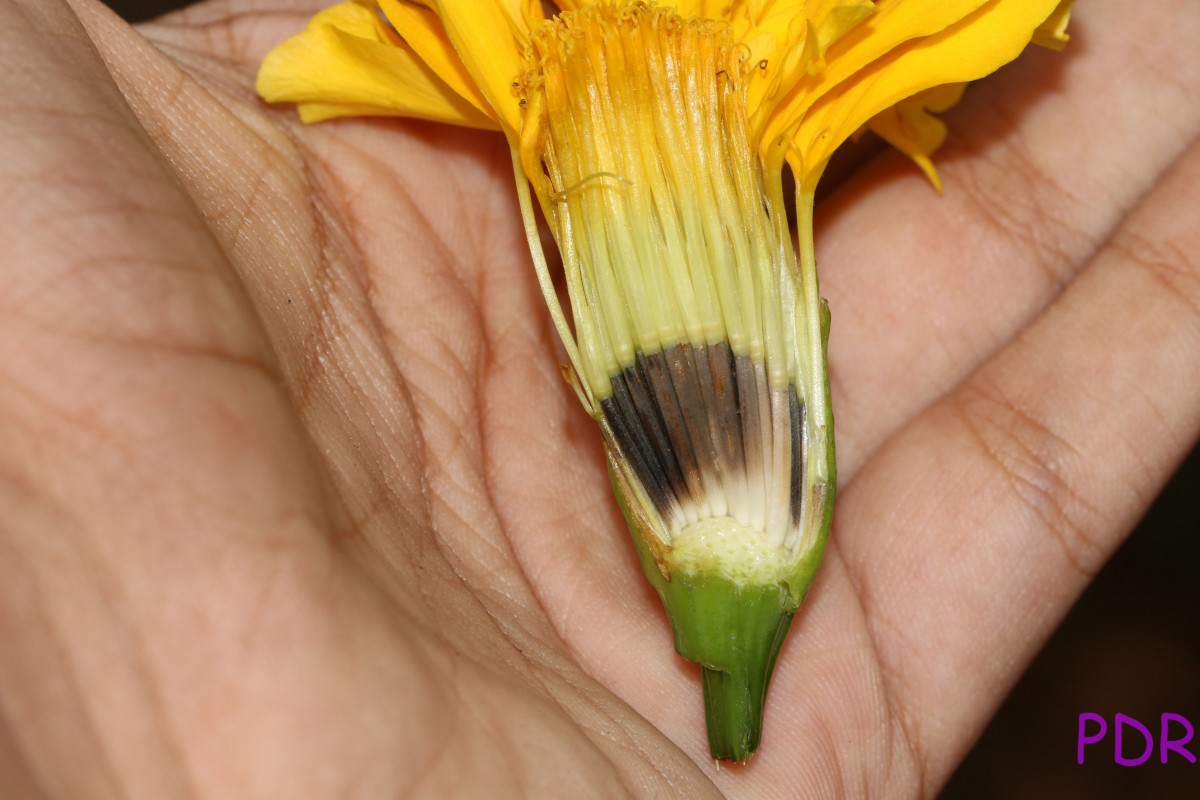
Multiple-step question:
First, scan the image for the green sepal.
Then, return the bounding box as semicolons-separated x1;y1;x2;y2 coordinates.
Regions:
659;569;796;762
609;474;827;762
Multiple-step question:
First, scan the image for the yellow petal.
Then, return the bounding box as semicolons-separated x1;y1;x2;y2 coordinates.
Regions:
758;0;989;150
745;2;873;131
375;0;493;118
522;0;547;29
1033;0;1074;51
811;1;876;60
865;82;966;191
778;0;1061;183
257;1;497;129
427;0;530;134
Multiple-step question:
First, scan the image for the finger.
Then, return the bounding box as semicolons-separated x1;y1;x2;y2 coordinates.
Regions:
836;134;1200;791
818;0;1200;478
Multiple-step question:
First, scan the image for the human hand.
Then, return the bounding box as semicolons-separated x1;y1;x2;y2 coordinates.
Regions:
0;1;1196;797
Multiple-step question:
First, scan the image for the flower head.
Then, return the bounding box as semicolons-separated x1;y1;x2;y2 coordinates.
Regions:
258;0;1071;762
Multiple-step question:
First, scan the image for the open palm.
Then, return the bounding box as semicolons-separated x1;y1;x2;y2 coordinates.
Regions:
2;0;1197;797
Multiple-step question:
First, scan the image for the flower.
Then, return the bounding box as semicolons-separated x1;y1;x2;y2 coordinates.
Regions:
258;0;1071;762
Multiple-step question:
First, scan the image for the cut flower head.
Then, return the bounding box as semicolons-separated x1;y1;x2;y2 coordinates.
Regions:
259;0;1072;762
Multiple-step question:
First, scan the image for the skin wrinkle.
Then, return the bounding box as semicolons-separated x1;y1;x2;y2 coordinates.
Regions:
772;554;878;796
469;139;525;297
779;586;904;799
0;485;123;799
836;484;1002;796
321;368;441;588
485;463;645;675
212;160;279;253
808;703;847;799
2;365;153;486
338;147;493;393
576;697;700;799
297;144;491;609
822;542;927;799
435;528;685;800
318;159;538;604
286;244;448;568
409;135;515;301
0;103;134;144
1114;226;1200;322
396;645;564;800
152;4;323;66
58;349;308;525
84;537;205;800
1111;19;1199;147
472;329;565;610
185;8;262;65
953;127;1082;293
85;30;335;343
277;176;362;418
385;342;546;654
31;340;348;782
236;539;312;653
949;380;1103;580
0;724;52;800
3;175;196;254
0;259;188;344
436;576;592;773
467;147;611;666
60;247;218;285
402;689;467;799
404;351;511;567
65;354;309;534
544;564;624;662
330;479;394;546
3;466;201;799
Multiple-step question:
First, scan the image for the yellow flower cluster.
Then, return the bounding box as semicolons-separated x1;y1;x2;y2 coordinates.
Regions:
260;1;1070;183
257;0;1072;762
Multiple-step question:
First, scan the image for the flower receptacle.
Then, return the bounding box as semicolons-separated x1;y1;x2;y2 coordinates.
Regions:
662;568;797;763
613;467;827;762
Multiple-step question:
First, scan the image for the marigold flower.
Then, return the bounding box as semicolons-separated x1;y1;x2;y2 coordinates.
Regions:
258;0;1072;762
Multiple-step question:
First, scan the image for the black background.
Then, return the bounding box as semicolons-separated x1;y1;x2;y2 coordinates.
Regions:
94;2;1200;797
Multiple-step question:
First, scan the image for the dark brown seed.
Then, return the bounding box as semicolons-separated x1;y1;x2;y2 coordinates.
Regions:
599;342;807;546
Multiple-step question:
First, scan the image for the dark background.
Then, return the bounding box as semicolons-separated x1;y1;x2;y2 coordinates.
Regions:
98;2;1200;797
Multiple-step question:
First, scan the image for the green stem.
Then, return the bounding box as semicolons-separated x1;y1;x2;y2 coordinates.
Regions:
626;545;798;762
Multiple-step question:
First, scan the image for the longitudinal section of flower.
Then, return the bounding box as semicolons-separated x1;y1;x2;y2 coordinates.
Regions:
519;4;825;582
